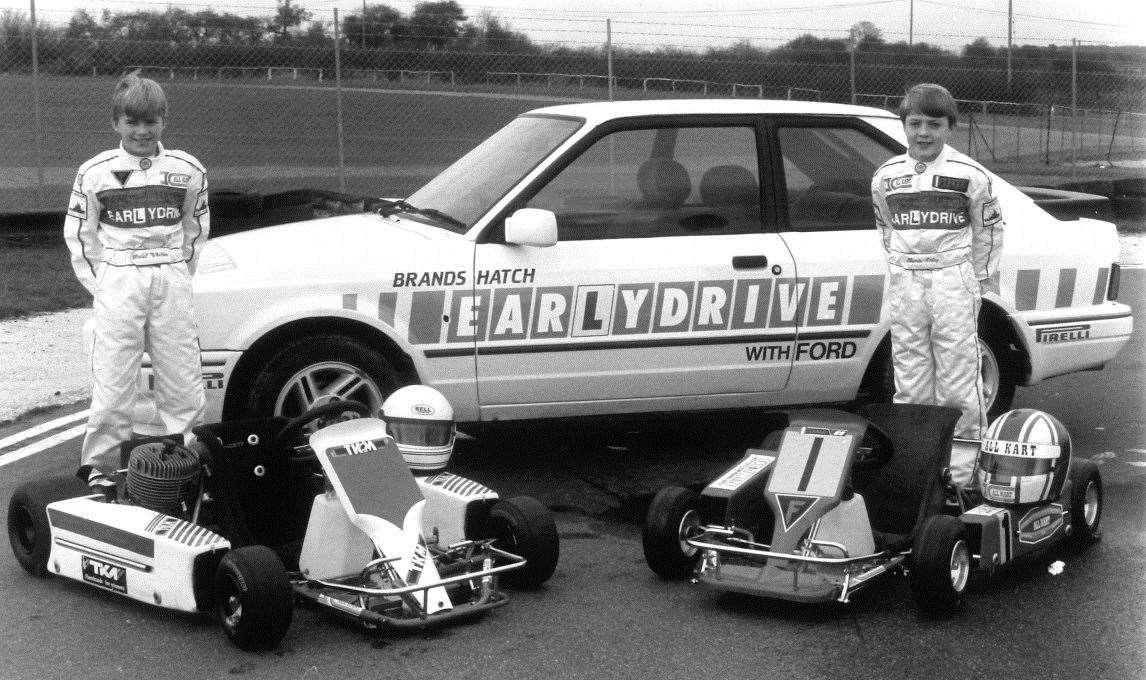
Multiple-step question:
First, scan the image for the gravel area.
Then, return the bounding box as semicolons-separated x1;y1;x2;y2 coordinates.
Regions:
0;307;91;424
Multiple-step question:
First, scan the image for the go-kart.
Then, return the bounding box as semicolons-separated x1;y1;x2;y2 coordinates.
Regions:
642;403;1102;616
7;400;559;650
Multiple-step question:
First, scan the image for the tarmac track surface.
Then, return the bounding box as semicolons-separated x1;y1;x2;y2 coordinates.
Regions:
0;275;1143;680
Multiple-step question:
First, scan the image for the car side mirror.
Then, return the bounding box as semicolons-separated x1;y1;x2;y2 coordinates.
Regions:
504;208;557;247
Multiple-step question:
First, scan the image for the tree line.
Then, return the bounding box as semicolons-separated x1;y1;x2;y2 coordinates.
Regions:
1;2;1142;110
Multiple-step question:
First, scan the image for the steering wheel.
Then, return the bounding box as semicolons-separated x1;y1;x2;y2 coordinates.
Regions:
275;400;373;462
851;421;895;472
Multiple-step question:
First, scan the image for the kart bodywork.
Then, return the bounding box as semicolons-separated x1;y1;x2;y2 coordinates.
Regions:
8;405;559;650
643;403;1102;615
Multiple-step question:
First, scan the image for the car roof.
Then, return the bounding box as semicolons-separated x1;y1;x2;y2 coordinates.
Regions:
525;98;899;124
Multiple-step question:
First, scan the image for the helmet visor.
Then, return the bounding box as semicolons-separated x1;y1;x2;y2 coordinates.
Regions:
387;418;454;447
980;453;1056;477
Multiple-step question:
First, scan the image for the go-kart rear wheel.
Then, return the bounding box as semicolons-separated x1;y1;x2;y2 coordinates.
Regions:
1068;460;1103;547
8;475;91;577
909;515;971;617
642;486;701;580
489;496;559;589
214;545;293;651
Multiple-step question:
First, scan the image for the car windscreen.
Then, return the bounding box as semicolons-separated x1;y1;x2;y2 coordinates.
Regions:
406;114;583;232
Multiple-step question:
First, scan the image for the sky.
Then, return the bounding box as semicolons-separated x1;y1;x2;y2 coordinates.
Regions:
5;0;1144;53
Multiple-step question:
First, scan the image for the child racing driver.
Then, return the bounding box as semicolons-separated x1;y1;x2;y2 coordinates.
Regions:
65;72;210;492
870;83;1005;482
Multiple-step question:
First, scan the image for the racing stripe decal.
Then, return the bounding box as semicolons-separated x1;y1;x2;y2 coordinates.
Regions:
49;508;156;558
849;275;885;325
425;471;493;497
1015;269;1040;311
1093;267;1109;305
343;293;357;311
1055;269;1076;308
379;292;397;327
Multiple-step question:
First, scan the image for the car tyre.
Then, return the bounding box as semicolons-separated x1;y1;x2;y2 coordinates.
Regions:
642;486;701;580
979;326;1018;421
214;545;293;651
1067;459;1103;547
909;515;971;617
245;334;405;419
8;475;91;577
868;329;1017;421
489;496;559;588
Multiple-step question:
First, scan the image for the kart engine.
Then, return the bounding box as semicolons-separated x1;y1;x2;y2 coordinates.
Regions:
124;439;202;517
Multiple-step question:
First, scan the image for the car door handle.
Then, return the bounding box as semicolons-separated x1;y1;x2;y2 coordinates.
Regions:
732;255;768;269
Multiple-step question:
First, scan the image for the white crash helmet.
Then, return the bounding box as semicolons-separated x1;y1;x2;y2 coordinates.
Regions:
381;385;455;474
977;409;1072;506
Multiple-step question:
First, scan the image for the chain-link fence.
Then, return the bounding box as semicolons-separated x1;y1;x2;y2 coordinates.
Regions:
2;4;1144;214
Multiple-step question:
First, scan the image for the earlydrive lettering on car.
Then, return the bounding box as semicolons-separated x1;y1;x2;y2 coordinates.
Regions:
361;272;884;363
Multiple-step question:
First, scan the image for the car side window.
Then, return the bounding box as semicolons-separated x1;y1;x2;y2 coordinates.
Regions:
525;126;761;240
778;126;897;232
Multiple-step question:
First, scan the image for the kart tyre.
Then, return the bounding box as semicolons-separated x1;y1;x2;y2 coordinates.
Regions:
214;545;293;651
8;475;91;577
642;486;701;580
909;515;971;617
244;334;406;419
1067;460;1103;547
489;496;559;588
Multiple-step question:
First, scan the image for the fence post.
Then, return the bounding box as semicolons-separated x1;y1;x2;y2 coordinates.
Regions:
334;9;346;194
848;42;856;105
606;19;614;102
30;0;45;210
1107;110;1121;166
1071;38;1078;178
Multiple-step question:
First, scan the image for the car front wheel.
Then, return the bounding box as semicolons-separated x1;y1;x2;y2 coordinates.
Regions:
243;334;406;419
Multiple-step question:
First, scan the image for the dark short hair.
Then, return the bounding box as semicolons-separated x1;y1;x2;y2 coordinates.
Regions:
897;83;957;127
111;71;168;121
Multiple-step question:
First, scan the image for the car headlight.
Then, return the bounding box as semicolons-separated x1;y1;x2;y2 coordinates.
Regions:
197;241;236;274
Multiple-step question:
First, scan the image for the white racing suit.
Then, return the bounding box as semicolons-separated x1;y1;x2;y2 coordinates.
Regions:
871;145;1004;483
64;143;210;475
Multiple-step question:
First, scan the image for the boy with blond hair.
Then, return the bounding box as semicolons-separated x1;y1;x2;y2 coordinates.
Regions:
65;72;210;492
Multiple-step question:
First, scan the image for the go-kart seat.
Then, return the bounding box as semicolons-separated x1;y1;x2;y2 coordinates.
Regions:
193;417;321;559
853;403;961;551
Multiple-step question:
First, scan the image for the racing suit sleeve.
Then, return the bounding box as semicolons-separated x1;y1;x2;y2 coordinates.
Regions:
62;169;102;296
968;173;1004;284
182;168;210;275
870;173;893;256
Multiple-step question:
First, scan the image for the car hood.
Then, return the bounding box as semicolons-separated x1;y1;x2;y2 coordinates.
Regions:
195;213;460;291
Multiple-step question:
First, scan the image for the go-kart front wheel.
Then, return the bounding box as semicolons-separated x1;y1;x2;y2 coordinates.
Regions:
642;486;701;580
489;496;560;589
909;515;971;617
214;546;293;651
1068;460;1103;547
8;475;91;577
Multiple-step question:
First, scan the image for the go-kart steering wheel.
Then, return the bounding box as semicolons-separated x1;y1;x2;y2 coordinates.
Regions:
275;400;373;462
851;421;894;472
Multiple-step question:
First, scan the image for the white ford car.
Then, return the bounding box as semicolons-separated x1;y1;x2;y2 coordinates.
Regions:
163;99;1132;430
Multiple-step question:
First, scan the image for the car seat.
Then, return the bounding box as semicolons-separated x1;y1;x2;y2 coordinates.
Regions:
636;157;691;209
699;164;760;229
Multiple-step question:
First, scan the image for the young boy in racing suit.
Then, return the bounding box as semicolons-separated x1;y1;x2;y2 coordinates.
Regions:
871;83;1004;485
65;73;210;492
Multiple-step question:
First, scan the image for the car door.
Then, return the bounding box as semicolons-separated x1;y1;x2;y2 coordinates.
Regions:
770;116;904;403
471;118;800;420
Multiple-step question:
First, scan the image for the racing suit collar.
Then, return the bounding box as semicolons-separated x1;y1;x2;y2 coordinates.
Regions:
117;140;164;161
909;144;953;169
